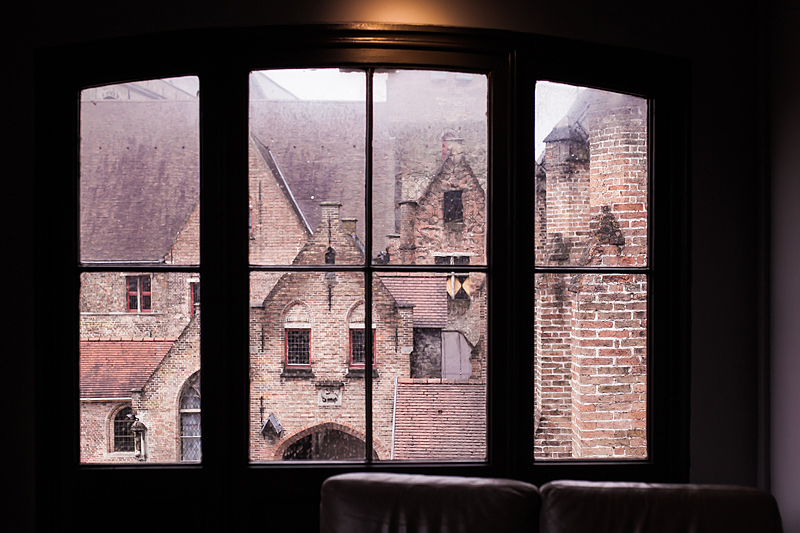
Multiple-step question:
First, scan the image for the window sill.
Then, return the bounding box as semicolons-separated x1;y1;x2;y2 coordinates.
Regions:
280;367;314;379
346;368;379;379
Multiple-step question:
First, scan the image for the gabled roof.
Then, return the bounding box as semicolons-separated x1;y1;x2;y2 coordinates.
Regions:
378;273;448;328
79;338;175;399
392;379;486;460
251;134;313;235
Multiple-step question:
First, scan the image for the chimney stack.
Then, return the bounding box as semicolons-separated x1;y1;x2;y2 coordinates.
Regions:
398;200;418;264
320;202;342;224
341;217;357;235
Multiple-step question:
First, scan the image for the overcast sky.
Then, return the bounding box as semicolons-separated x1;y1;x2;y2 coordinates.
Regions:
166;72;580;158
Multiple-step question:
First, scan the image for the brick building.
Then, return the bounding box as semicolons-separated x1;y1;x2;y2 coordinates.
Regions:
534;87;648;459
79;73;490;462
78;73;646;464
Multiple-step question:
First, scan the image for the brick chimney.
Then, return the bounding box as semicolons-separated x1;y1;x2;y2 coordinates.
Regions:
398;200;418;264
320;201;342;225
341;217;357;235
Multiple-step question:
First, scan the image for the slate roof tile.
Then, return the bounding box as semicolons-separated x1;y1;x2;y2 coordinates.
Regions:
80;100;200;262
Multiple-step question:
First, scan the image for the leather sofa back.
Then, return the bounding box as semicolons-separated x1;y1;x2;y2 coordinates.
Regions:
539;480;783;533
320;472;540;533
320;473;783;532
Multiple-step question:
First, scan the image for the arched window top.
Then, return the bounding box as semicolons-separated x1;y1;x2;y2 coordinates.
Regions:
113;406;135;453
347;301;377;327
179;372;201;462
180;372;201;410
283;301;311;326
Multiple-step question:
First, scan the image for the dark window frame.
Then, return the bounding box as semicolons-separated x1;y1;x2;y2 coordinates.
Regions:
190;281;200;318
35;25;690;531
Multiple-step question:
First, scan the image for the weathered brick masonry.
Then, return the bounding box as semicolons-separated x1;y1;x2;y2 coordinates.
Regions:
535;89;648;459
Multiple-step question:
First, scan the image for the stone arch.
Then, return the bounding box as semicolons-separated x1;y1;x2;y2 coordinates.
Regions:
346;300;379;327
282;300;312;325
273;421;386;461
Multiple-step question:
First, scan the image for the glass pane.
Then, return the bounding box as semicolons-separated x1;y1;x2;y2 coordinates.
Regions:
80;77;200;265
534;273;647;459
249;272;367;461
181;436;202;462
249;69;366;266
79;271;201;464
535;82;648;267
372;70;488;266
380;271;488;461
79;77;201;464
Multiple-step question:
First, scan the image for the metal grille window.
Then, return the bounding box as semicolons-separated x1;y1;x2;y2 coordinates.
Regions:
285;329;310;366
113;407;134;452
179;373;201;462
126;275;151;312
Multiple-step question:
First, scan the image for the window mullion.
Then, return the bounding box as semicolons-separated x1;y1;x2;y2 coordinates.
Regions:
364;67;375;464
198;64;250;496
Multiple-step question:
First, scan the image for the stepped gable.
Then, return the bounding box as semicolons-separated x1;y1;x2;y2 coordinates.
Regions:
378;273;448;328
79;338;175;398
290;201;365;266
392;379;486;460
79;98;199;262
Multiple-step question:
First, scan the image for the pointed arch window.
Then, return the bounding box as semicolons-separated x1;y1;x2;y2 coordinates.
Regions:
113;406;135;452
179;373;201;462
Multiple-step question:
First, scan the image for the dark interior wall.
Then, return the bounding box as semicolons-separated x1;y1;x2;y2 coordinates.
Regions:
6;0;781;530
770;1;800;531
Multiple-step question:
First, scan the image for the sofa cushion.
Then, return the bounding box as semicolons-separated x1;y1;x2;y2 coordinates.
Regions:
539;480;782;533
320;472;540;533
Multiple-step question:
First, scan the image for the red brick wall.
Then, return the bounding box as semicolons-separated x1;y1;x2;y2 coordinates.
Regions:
79;271;196;339
132;315;201;462
399;147;487;266
534;91;648;459
248;204;413;460
80;401;139;463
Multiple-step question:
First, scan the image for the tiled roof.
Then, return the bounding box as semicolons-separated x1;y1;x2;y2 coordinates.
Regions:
251;134;313;235
80;99;200;262
79;338;175;399
378;273;448;328
392;379;486;460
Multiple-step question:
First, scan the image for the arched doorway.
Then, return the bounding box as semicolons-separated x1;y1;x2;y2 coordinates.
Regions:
281;426;377;460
